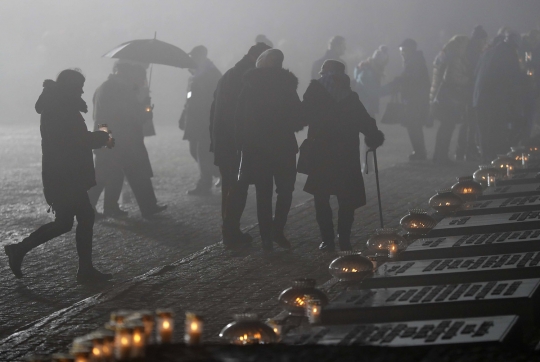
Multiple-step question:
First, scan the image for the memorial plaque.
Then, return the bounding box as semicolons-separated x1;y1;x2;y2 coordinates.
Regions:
283;315;520;346
360;252;540;289
320;279;540;325
456;197;540;216
400;230;540;260
480;184;540;200
496;172;540;186
428;211;540;237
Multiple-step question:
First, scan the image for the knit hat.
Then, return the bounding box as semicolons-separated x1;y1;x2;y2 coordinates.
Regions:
399;38;417;50
256;49;284;68
320;59;346;75
248;42;272;59
255;34;273;48
471;25;488;40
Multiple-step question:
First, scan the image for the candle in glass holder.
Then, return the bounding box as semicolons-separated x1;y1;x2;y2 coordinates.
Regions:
98;124;109;134
89;334;104;362
525;52;532;62
130;322;146;359
72;350;90;362
156;309;174;344
522;153;530;168
528;69;535;77
306;298;322;324
185;312;203;345
266;319;283;340
506;164;514;178
114;325;133;361
388;242;398;258
486;173;497;187
101;332;114;362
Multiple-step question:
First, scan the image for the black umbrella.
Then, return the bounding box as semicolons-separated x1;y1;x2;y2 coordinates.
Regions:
103;37;195;69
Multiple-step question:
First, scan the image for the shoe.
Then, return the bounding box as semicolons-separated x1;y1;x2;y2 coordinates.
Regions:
77;267;113;284
408;152;427;161
273;230;291;249
186;188;212;196
141;204;167;219
103;208;129;218
262;240;273;252
338;236;352;251
319;241;336;252
214;178;222;188
4;244;25;278
223;231;253;250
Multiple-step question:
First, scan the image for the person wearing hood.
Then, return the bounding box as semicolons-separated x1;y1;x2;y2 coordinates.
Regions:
180;45;223;196
4;69;113;284
384;38;430;161
210;42;271;249
90;61;167;219
234;49;304;251
303;60;385;252
311;36;348;80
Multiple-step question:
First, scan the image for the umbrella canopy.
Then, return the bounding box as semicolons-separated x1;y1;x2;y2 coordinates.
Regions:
103;38;195;69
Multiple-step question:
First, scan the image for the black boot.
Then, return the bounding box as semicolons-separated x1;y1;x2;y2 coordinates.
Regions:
261;238;273;252
338;234;352;251
272;228;291;249
77;266;113;284
4;244;26;278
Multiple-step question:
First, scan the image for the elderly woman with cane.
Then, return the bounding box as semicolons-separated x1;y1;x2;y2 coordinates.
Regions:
301;60;385;252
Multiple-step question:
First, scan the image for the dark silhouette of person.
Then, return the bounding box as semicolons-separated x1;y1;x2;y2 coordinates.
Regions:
384;38;430;161
303;60;384;252
235;49;304;251
255;34;273;48
4;69;113;283
210;42;271;249
311;36;347;80
180;45;222;196
89;61;166;219
474;33;527;162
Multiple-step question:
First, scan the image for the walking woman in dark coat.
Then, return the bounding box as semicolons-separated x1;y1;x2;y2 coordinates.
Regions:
303;60;385;251
4;69;113;283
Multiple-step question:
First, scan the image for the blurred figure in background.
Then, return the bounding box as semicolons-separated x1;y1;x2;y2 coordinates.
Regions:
255;34;273;48
210;42;271;249
90;61;166;219
303;60;385;252
474;33;527;162
235;49;304;252
311;36;347;79
384;38;430;161
354;45;389;171
5;69;113;283
430;35;470;165
180;45;222;196
455;25;488;161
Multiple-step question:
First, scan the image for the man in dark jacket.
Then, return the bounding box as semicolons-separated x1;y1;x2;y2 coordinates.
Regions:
90;62;166;219
303;60;384;251
311;36;347;80
4;69;113;283
235;49;304;251
210;42;271;248
180;45;222;195
473;34;526;162
385;38;430;161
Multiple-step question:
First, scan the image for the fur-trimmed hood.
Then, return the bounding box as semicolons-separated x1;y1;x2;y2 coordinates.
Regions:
242;67;298;91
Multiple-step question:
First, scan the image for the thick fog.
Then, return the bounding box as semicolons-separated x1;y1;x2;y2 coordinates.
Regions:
1;0;539;126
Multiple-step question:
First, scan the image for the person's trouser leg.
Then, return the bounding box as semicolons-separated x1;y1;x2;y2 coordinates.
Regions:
74;192;95;269
314;194;335;244
103;167;124;213
273;154;296;233
222;160;250;239
406;123;426;156
196;139;214;191
189;140;198;161
124;168;158;215
456;122;468;158
220;164;233;223
254;172;274;243
337;195;355;250
433;119;456;162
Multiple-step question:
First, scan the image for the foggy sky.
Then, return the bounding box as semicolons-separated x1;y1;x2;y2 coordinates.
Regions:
1;0;539;126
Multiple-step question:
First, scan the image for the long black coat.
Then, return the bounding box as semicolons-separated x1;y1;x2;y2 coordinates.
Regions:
302;80;379;208
234;68;303;180
93;75;153;178
36;80;105;203
209;55;255;167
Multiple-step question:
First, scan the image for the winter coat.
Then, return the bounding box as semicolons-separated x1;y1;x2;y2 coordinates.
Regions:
180;59;222;142
354;62;382;117
93;74;153;178
36;80;106;204
209;54;255;167
302;80;379;208
311;50;348;80
234;68;303;181
387;50;430;126
429;51;469;121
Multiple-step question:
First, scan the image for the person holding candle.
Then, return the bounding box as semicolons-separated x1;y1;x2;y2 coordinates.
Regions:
4;69;113;283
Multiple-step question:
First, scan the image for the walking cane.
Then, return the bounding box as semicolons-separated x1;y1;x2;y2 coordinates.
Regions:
365;149;384;228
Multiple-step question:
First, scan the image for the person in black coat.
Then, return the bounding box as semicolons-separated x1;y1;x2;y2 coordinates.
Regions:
210;42;271;248
311;36;348;79
4;69;113;284
90;62;166;219
303;60;385;251
234;49;304;251
180;46;222;196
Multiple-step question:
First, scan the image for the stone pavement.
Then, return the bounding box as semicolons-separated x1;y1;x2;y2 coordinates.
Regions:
0;155;477;360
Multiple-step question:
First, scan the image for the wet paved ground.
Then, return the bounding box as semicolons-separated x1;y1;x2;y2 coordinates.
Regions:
0;122;474;360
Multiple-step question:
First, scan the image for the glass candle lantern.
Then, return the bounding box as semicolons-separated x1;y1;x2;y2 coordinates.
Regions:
486;173;497;187
328;252;374;281
491;154;519;172
306;298;322;324
219;314;278;345
451;176;483;202
473;165;502;188
129;322;146;359
366;228;407;253
278;278;328;315
400;209;437;236
387;242;399;258
88;334;105;362
98;124;109;134
266;319;284;340
184;312;203;346
522;153;530;168
110;310;131;328
125;310;154;343
72;349;90;362
156;309;174;344
145;106;152;112
100;332;114;362
507;147;526;164
428;189;464;214
114;325;133;361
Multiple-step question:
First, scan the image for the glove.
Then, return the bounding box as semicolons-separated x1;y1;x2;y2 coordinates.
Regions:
93;130;111;147
365;130;385;149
